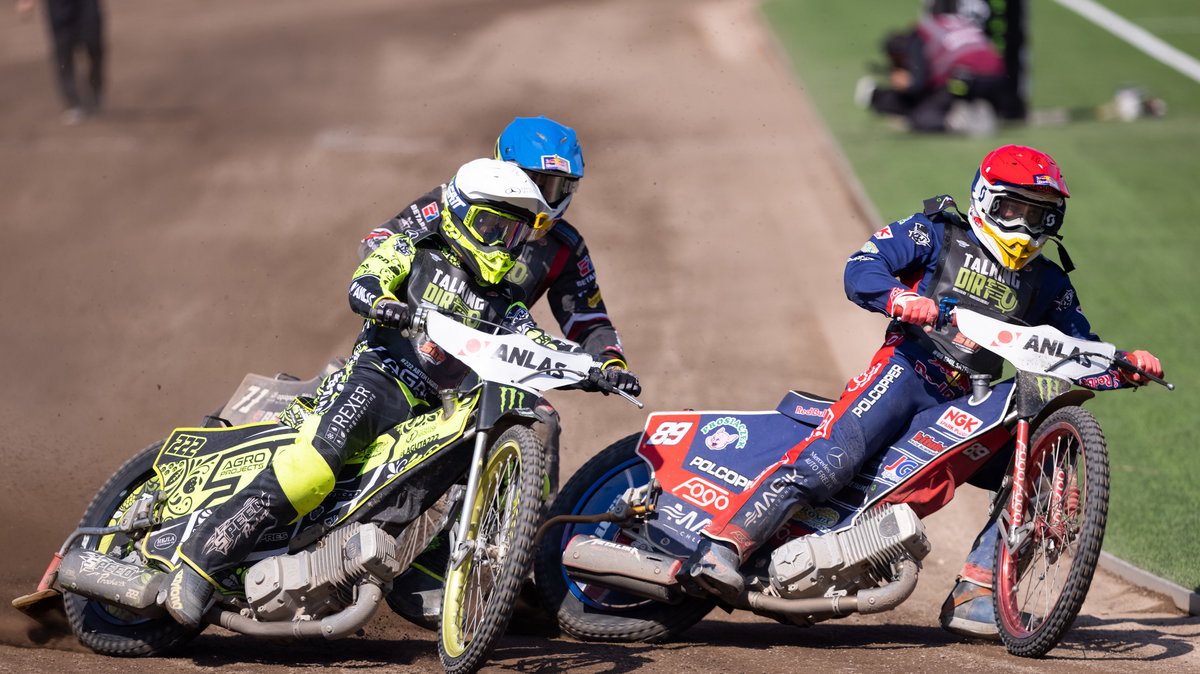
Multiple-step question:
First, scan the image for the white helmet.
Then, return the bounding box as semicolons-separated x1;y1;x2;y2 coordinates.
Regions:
440;158;552;284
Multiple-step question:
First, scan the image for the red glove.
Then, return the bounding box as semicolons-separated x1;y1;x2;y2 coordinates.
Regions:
1122;350;1163;386
890;291;938;327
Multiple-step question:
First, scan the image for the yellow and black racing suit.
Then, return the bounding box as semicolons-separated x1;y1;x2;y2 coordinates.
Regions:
176;229;577;579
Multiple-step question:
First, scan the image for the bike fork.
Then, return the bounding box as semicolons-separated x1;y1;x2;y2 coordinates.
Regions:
449;431;490;569
1007;418;1030;534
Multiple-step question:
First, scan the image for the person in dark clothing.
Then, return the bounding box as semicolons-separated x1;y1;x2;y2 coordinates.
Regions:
856;11;1017;134
17;0;105;124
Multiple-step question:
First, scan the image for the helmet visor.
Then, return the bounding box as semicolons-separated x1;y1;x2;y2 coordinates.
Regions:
525;170;579;208
464;205;533;249
987;194;1062;237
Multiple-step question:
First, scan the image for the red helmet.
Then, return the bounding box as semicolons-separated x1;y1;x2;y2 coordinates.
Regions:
968;145;1069;270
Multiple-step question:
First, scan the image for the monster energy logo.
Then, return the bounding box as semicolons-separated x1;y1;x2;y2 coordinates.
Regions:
164;434;207;457
1035;376;1067;402
499;387;528;411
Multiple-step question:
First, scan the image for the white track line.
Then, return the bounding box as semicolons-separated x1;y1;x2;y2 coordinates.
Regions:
1052;0;1200;85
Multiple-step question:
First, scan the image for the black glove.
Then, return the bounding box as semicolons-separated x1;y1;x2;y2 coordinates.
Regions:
600;367;642;397
369;299;410;330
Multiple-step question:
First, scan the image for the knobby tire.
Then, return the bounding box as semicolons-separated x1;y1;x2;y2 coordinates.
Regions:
993;406;1109;657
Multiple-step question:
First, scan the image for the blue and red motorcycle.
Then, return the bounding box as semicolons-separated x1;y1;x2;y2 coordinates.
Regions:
534;308;1172;657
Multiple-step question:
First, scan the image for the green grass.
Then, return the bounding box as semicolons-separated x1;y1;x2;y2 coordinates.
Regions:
763;0;1200;591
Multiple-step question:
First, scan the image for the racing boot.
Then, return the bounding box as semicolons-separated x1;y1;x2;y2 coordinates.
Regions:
939;578;1000;641
163;564;214;628
678;538;744;599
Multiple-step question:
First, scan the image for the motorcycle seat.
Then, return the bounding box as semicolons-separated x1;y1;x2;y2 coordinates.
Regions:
775;390;835;426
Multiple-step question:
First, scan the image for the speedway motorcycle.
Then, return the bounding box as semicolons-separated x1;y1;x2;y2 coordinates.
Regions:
14;307;639;674
535;307;1172;658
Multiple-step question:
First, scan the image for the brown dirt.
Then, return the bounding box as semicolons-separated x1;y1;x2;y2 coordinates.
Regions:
1;0;1195;671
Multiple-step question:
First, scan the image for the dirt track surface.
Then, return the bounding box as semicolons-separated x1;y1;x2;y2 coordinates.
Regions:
2;0;1196;671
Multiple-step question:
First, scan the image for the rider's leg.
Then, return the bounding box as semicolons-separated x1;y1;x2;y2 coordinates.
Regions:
941;514;1002;640
167;350;418;626
683;341;943;597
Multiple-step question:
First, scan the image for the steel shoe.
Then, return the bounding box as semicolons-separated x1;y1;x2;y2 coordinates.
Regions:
678;538;744;599
939;579;1000;641
163;564;214;628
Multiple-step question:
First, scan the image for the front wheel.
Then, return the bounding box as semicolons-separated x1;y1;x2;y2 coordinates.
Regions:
438;425;545;674
534;433;715;643
62;440;203;656
993;407;1109;657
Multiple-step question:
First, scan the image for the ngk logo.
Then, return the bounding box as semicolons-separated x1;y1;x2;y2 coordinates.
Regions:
936;407;983;437
675;476;730;511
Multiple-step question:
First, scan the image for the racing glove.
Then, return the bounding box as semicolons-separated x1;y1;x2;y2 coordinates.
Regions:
368;299;411;330
1120;349;1163;386
889;291;938;326
600;366;642;397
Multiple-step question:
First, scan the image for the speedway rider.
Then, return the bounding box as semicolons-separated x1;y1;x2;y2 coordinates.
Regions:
357;116;640;626
163;158;634;627
359;116;637;394
680;145;1165;640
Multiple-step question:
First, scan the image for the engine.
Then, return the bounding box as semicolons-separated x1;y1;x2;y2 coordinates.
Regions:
244;522;403;621
769;503;930;600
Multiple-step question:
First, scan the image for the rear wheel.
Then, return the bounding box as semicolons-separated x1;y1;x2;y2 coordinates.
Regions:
993;407;1108;657
62;441;203;656
438;425;545;674
534;433;715;643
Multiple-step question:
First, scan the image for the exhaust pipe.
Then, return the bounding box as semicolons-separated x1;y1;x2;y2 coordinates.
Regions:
207;583;384;639
57;549;167;617
561;535;686;604
738;557;920;619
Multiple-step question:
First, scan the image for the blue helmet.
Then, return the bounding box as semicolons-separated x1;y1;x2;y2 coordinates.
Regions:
494;116;584;224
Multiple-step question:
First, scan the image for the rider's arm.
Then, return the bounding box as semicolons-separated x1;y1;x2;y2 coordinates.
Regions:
844;213;941;318
357;186;443;262
348;233;416;320
1037;272;1154;390
540;224;627;367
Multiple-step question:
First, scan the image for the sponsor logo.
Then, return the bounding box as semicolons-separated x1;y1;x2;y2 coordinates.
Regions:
499;387;528;412
541;154;572;172
910;431;948;454
688;456;751;488
1020;336;1094;367
326;385;376;448
419;340;448;364
953;267;1018;312
1054;287;1076;312
587;289;603;308
881;455;919;482
217;450;271;478
908;222;931;247
152;533;178;551
660;501;712;534
743;470;797;527
700;416;748;450
936;407;983;437
851;364;905;418
675;476;730;511
576;256;593;277
202;495;274;557
793;504;840;530
873;225;893;239
793;405;825;417
420;201;439;221
860;241;879;254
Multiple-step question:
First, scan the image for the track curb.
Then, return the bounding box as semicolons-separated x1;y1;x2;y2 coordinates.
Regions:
1099;552;1199;616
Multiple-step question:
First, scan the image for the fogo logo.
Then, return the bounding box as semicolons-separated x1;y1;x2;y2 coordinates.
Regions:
936;407;983;437
674;476;730;511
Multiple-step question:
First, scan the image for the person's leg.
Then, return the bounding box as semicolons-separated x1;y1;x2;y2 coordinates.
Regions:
44;0;82;113
78;0;104;110
168;349;419;626
686;339;959;596
940;514;1002;640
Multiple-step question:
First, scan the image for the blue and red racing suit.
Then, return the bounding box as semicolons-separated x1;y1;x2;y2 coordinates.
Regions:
703;196;1138;578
